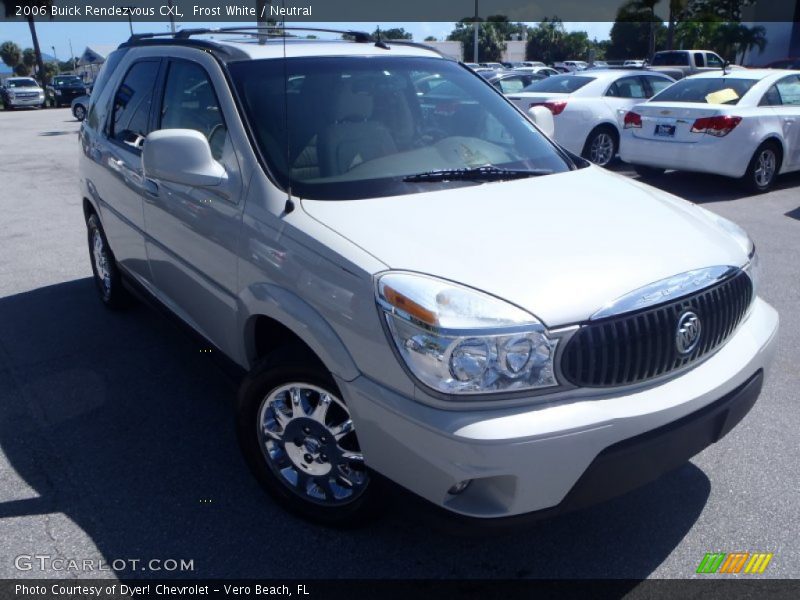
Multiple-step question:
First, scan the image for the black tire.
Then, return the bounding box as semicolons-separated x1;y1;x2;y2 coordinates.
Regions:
86;213;130;309
582;125;618;168
73;104;86;121
742;141;781;194
237;346;381;526
634;165;666;180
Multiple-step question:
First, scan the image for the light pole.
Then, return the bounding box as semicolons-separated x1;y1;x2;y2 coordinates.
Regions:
473;0;479;63
51;45;58;62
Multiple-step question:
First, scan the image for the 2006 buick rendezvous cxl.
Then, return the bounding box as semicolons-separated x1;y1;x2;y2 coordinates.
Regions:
78;28;778;525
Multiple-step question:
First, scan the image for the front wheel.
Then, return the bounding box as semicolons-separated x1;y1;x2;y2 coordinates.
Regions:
742;142;780;193
237;351;380;526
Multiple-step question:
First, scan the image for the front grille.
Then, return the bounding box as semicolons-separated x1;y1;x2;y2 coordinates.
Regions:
561;270;753;387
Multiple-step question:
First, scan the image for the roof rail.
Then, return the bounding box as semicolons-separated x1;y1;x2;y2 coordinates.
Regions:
126;26;372;45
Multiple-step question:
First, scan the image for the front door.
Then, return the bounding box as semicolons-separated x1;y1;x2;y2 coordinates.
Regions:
142;56;245;355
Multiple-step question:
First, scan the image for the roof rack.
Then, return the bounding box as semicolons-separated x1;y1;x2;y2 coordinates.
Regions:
126;26;373;44
122;26;449;58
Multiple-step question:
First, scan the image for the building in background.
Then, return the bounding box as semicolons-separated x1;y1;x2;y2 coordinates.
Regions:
76;44;117;83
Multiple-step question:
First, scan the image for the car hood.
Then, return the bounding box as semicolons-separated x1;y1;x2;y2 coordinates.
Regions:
300;167;748;327
7;86;42;92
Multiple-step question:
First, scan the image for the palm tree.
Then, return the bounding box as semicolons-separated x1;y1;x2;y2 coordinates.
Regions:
0;40;22;71
736;24;766;64
0;0;52;84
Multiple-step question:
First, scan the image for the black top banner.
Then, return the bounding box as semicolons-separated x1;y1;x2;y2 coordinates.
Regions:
1;0;799;23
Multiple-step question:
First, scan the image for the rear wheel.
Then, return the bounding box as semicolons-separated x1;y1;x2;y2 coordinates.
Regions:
237;348;380;526
582;126;618;167
86;213;130;308
633;165;666;180
742;141;780;193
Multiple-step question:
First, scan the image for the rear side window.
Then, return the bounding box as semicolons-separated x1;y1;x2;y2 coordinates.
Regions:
522;75;595;94
159;60;226;159
495;77;526;94
87;49;127;130
109;60;160;150
607;76;647;99
694;53;706;68
652;52;689;66
650;77;758;105
645;76;673;96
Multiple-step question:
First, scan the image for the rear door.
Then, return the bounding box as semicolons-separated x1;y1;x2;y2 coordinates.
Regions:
99;58;162;281
142;55;245;353
604;75;650;123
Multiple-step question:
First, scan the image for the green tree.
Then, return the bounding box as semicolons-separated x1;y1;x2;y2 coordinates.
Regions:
373;27;412;40
424;36;437;42
0;40;22;70
1;0;50;83
22;47;36;70
42;61;59;82
447;19;507;62
712;22;766;62
13;63;30;76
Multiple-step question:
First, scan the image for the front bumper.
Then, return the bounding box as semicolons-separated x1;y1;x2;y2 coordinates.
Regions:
339;297;778;519
6;96;44;107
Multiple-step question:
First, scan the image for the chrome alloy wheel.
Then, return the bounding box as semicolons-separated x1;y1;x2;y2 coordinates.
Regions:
257;383;368;506
91;229;112;298
589;132;615;166
754;148;777;188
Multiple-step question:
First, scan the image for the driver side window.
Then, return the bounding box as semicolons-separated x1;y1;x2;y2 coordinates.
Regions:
159;60;226;160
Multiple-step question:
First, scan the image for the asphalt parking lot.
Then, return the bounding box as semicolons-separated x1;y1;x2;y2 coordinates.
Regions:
0;107;798;580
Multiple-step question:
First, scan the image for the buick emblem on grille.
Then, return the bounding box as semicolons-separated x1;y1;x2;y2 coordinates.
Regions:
675;311;702;355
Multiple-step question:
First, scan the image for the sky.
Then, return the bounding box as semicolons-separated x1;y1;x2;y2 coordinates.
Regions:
0;21;613;61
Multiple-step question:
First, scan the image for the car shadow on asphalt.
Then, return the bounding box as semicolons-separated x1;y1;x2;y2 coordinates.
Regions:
0;279;711;580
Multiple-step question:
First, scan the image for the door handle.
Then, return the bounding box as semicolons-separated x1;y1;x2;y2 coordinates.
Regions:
108;158;124;172
143;178;159;197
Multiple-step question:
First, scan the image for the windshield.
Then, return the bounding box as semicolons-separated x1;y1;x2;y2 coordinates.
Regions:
650;77;758;105
54;76;83;85
652;52;690;66
521;75;595;94
7;79;38;88
229;56;571;200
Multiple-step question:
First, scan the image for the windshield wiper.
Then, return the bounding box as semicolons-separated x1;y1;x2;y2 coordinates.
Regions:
403;166;553;183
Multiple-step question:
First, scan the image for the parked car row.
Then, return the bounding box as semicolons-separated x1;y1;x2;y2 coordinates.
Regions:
513;67;800;191
2;75;92;116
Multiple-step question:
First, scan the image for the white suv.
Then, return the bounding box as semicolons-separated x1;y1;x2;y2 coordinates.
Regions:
78;28;778;526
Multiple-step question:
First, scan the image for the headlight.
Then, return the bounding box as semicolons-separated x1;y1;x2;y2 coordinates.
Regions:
744;243;760;299
703;211;759;297
7;92;15;99
376;272;559;395
55;90;62;95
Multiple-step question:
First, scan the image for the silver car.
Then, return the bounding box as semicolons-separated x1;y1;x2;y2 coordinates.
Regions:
79;29;777;526
1;77;45;109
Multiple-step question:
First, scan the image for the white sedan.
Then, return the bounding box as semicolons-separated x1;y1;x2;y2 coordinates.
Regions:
620;69;800;192
506;70;675;166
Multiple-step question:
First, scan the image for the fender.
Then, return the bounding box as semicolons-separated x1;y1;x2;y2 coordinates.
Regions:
238;283;361;381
